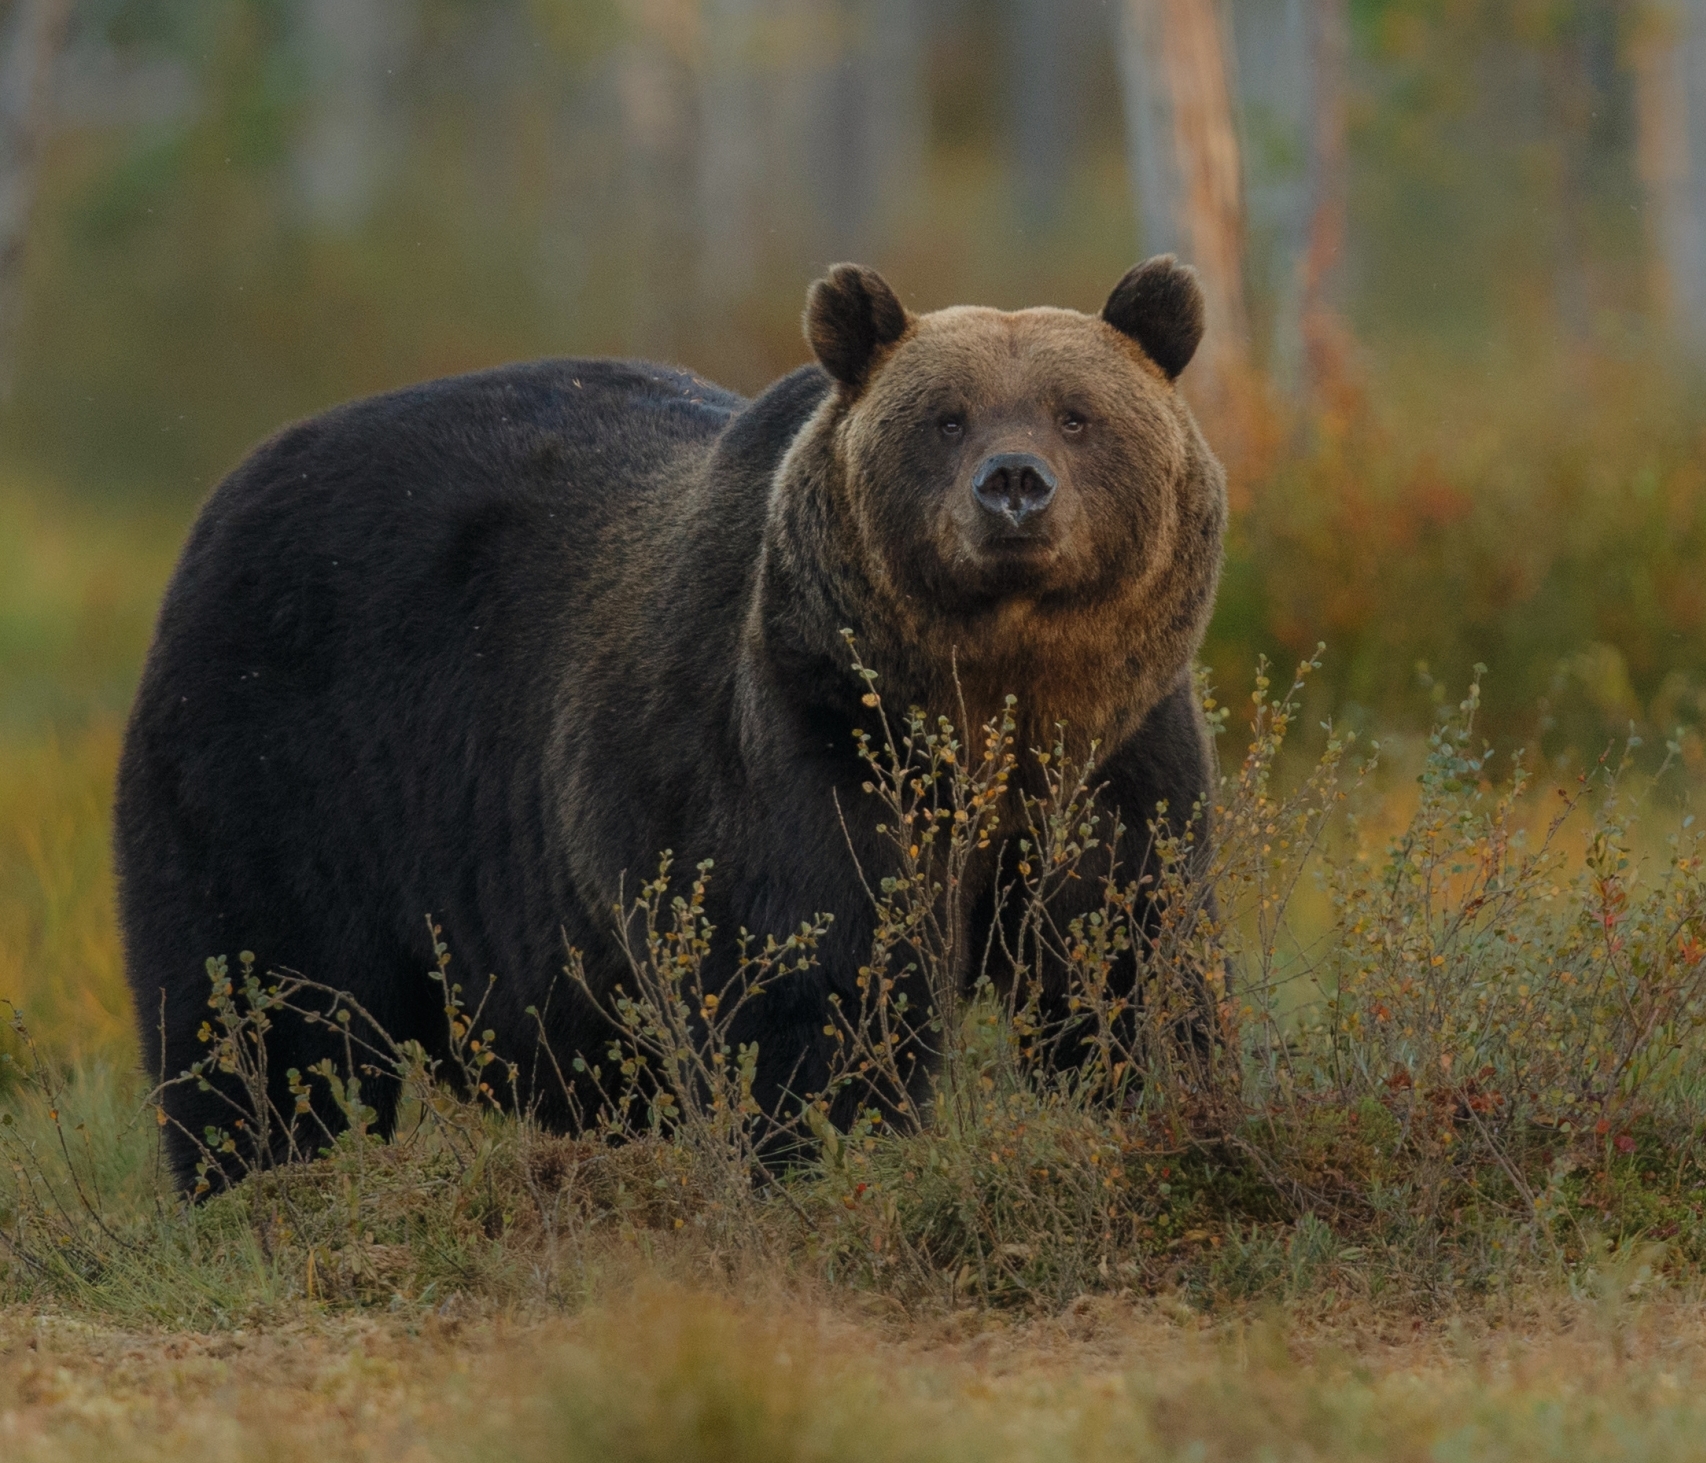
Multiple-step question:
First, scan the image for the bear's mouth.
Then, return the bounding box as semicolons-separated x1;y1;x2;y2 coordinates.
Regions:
978;533;1056;563
956;531;1064;598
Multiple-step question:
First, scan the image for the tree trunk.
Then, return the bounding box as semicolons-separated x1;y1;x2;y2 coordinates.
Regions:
615;0;702;359
858;0;927;246
295;0;415;231
1229;0;1312;390
1630;0;1706;357
793;0;926;262
1116;0;1250;404
0;0;72;400
1012;0;1076;233
696;0;762;307
1299;0;1350;399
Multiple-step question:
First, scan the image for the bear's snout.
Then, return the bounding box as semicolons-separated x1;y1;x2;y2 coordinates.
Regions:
970;451;1057;528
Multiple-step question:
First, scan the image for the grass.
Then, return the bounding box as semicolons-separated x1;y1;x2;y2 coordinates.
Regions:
0;478;181;1068
0;727;133;1063
9;475;1706;1458
12;1285;1706;1460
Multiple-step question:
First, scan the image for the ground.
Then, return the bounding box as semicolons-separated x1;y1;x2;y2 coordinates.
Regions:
6;1287;1706;1462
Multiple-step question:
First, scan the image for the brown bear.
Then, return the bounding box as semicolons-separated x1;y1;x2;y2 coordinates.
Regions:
114;257;1225;1186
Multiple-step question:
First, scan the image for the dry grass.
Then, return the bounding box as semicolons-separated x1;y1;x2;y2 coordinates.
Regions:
8;1284;1706;1461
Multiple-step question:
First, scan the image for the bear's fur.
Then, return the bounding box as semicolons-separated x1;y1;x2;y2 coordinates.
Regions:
114;258;1226;1186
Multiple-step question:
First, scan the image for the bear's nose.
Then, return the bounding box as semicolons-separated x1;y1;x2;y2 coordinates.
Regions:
971;452;1058;526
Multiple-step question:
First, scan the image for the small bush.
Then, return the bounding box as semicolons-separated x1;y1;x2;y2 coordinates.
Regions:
805;656;1706;1309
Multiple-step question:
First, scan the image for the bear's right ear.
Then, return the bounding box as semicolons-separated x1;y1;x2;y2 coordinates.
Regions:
805;264;911;393
1101;256;1205;380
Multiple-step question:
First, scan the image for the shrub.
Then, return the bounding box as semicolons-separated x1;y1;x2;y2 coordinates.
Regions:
5;652;1706;1321
808;656;1706;1309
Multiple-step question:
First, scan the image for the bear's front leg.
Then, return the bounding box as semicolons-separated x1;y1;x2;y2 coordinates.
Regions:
986;673;1217;1087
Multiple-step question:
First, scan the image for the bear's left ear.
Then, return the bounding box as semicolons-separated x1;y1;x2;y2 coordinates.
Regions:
1101;256;1205;380
805;264;911;393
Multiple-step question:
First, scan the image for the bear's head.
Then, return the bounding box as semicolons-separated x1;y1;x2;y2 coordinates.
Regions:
772;257;1226;745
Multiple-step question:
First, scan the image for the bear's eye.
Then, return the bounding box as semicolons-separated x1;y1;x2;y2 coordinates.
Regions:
1060;411;1088;435
938;415;965;439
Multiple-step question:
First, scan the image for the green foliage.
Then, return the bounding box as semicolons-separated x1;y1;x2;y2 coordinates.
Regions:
1212;347;1706;759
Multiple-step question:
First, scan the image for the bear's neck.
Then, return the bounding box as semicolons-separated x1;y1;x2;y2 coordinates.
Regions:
746;428;1216;759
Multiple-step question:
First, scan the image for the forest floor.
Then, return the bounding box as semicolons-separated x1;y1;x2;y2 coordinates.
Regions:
7;1277;1706;1462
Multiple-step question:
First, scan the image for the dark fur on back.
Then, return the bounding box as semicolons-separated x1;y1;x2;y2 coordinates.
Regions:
117;265;1224;1186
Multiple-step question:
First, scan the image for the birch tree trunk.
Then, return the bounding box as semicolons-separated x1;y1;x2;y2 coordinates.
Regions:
1299;0;1350;397
1116;0;1250;403
1013;0;1075;232
295;0;415;231
859;0;927;245
616;0;701;358
1630;0;1706;357
793;0;925;262
1687;0;1706;354
0;0;72;400
1229;0;1311;390
696;0;762;306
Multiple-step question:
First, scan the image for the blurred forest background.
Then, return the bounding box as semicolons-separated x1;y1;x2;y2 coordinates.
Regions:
3;0;1706;748
1;0;1706;1050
